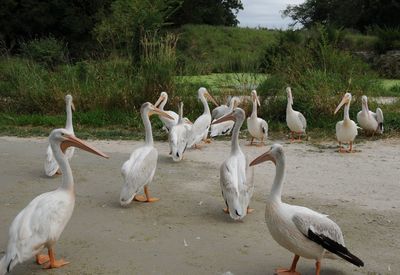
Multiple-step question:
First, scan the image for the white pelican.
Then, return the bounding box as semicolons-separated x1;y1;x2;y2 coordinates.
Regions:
169;102;191;162
247;90;268;145
250;144;364;275
44;94;75;176
0;129;108;274
212;108;254;220
334;93;358;152
120;102;173;205
154;91;179;133
187;87;218;149
212;96;232;120
210;97;240;138
357;95;384;135
286;87;307;142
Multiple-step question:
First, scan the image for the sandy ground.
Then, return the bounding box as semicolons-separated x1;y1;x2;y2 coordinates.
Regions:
0;136;399;275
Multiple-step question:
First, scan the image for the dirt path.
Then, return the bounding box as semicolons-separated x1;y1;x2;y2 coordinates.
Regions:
0;136;399;275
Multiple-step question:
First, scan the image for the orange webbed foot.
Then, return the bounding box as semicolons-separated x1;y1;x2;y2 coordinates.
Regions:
36;254;50;265
247;207;255;214
43;259;69;269
146;197;160;203
223;208;229;214
133;195;147;202
275;268;301;275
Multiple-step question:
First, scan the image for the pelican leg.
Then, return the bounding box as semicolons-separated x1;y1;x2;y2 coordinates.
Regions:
194;144;202;150
275;254;300;274
290;132;294;143
144;186;159;202
247;207;255;214
347;141;353;153
55;169;62;175
36;254;50;265
42;248;69;269
203;138;212;144
297;132;302;142
223;207;229;214
315;261;321;275
338;142;345;153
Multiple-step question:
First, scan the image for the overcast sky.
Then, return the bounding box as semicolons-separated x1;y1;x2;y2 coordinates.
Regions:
237;0;304;29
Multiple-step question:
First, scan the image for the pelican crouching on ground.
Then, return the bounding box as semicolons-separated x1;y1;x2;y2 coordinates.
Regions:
187;87;219;149
247;90;268;146
357;95;384;135
0;129;108;274
286;87;307;142
210;96;241;138
250;144;364;275
334;93;358;152
44;94;75;176
120;102;174;206
169;102;191;162
213;108;254;220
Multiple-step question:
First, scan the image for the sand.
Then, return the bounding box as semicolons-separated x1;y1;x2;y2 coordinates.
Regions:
0;136;399;275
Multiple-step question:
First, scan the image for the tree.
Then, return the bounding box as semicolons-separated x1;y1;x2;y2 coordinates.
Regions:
283;0;400;31
170;0;243;27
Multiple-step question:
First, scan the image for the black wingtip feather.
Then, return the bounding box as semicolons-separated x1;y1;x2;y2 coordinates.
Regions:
307;229;364;267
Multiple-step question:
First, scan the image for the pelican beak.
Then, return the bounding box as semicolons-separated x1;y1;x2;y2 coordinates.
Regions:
257;96;261;107
250;149;275;166
71;102;76;112
212;111;235;125
154;95;165;108
61;134;109;159
150;106;174;120
334;96;348;115
206;92;219;107
185;118;193;125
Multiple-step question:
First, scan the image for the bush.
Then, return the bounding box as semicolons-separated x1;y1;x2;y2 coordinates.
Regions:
370;26;400;54
20;37;68;69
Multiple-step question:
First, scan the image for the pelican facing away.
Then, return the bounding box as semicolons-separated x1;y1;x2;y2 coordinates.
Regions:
213;108;254;220
247;90;268;145
169;102;191;162
120;102;173;206
357;95;384;134
334;93;358;152
286;87;307;141
0;129;108;274
44;95;75;176
187;87;218;149
250;144;364;275
154;92;179;133
210;96;240;138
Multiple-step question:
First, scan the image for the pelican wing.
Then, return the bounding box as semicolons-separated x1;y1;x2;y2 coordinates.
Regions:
121;146;158;201
187;114;211;147
375;107;384;133
169;124;189;161
212;105;229;120
259;119;268;137
298;112;307;130
210;120;234;137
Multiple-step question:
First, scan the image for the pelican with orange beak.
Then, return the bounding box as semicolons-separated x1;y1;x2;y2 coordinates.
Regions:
334;93;358;152
154;91;179;133
0;129;108;274
213;108;254;220
44;94;76;176
187;87;219;148
120;102;174;205
357;95;384;135
250;144;364;275
286;87;307;142
247;90;268;145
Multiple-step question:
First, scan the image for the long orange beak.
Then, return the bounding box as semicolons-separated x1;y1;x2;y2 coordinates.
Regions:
212;112;235;125
150;107;174;120
154;95;166;108
334;96;348;114
206;92;219;107
61;134;109;159
71;102;76;112
250;149;275;166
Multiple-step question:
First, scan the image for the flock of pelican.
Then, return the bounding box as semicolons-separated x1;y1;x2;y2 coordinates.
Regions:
1;86;383;274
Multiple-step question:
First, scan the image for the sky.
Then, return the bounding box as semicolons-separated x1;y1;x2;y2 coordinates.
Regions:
237;0;305;29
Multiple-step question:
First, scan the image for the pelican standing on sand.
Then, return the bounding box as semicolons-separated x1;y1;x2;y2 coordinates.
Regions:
44;95;75;176
187;87;218;149
169;102;191;162
247;90;268;145
154;92;179;133
213;108;254;220
250;144;364;275
0;129;108;274
334;93;358;152
210;96;241;138
357;95;384;134
286;87;307;142
120;102;173;205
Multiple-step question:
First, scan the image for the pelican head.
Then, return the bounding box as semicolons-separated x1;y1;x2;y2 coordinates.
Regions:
230;96;241;108
50;128;109;159
65;94;75;112
251;90;261;106
250;143;285;166
286;87;293;106
212;108;245;125
361;95;369;107
198;87;219;107
154;92;168;109
334;92;352;114
141;102;174;120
